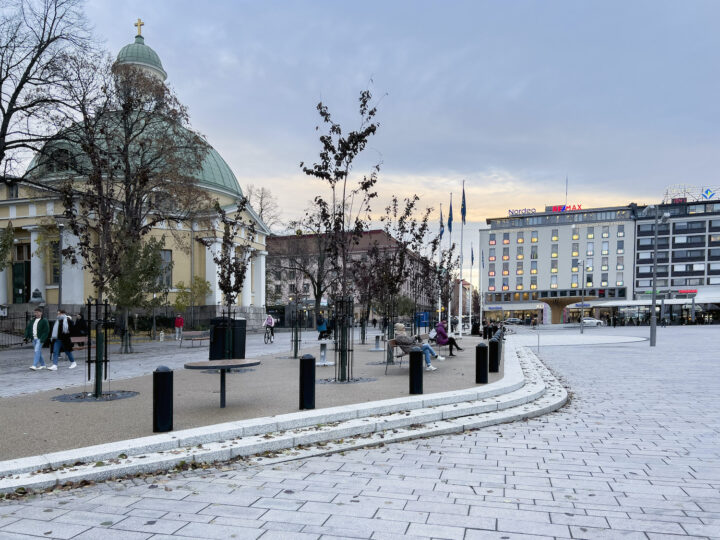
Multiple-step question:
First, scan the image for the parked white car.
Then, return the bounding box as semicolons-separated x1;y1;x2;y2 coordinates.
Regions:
581;317;605;327
504;317;522;325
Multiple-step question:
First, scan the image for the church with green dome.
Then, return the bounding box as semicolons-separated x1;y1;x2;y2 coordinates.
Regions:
0;21;271;325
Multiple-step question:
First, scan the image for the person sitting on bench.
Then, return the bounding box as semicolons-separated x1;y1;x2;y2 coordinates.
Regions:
393;323;444;371
436;320;464;356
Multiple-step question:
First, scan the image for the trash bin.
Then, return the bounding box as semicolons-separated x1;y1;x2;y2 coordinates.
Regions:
209;317;246;360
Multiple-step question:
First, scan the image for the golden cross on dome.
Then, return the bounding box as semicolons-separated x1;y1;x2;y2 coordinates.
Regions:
134;18;144;36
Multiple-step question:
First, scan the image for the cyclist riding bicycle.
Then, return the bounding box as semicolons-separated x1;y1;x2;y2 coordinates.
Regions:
263;314;275;343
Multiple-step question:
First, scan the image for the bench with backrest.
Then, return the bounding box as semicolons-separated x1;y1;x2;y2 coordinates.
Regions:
386;333;431;373
180;330;210;347
70;336;88;350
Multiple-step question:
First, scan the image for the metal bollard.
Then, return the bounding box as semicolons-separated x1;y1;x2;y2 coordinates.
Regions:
375;335;380;348
489;338;500;373
153;366;173;433
476;343;489;384
409;347;423;395
483;326;488;339
299;353;316;410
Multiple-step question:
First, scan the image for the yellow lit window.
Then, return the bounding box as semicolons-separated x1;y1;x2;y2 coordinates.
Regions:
551;268;558;273
489;240;496;245
503;239;510;244
517;238;524;244
530;283;537;290
602;232;609;238
601;265;608;271
488;271;495;276
488;286;495;291
601;281;608;286
550;283;558;289
531;237;538;243
489;256;496;261
551;252;558;258
572;234;579;240
587;233;594;239
571;283;578;288
572;251;579;257
516;269;524;275
517;254;524;260
502;255;509;260
552;235;559;241
571;266;578;272
516;284;524;290
502;285;509;291
601;250;609;255
502;270;509;275
586;281;592;287
530;269;537;274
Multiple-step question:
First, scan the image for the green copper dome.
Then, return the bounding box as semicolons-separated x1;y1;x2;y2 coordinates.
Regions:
200;145;243;197
116;35;167;81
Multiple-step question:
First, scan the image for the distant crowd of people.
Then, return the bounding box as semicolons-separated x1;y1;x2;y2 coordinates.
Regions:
24;307;88;371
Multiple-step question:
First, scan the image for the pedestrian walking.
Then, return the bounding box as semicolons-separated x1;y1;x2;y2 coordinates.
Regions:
72;312;88;337
174;314;184;341
372;318;377;328
24;307;49;370
49;310;76;370
316;313;329;340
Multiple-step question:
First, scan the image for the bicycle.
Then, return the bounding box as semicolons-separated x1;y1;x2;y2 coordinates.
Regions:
264;325;274;344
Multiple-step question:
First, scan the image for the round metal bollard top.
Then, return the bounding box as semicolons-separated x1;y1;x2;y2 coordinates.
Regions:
155;365;171;372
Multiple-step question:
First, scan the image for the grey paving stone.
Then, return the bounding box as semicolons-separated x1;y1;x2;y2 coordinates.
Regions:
0;517;90;539
173;521;264;539
111;516;187;535
465;531;556;540
71;528;152;540
405;522;466;539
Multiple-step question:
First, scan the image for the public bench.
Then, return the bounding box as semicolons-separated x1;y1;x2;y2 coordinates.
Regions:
180;330;210;347
70;336;88;351
385;333;431;373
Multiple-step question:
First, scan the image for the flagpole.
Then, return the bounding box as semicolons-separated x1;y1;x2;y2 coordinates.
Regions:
479;236;484;330
459;189;464;339
469;255;473;333
437;204;442;326
447;194;453;337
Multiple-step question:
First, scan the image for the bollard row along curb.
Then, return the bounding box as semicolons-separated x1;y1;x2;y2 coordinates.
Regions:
0;340;567;495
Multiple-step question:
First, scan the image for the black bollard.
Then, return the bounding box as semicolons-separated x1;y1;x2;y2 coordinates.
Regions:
153;366;173;433
483;325;488;339
476;343;489;384
299;353;316;410
409;347;423;395
489;338;500;373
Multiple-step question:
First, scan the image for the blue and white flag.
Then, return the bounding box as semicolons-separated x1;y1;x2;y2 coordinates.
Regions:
448;195;453;234
461;181;467;225
481;249;485;269
471;246;474;266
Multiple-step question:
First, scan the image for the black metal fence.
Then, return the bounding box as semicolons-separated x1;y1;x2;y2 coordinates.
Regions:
0;312;29;349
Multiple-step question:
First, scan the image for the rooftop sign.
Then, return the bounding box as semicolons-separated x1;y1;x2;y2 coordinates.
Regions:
507;208;536;216
546;204;582;212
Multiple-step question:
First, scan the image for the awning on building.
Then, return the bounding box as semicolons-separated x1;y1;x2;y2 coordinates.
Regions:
595;299;691;308
483;303;545;311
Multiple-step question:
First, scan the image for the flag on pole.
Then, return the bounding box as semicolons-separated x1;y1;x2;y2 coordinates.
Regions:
448;195;453;234
439;204;444;240
461;181;467;225
471;246;474;266
482;249;485;269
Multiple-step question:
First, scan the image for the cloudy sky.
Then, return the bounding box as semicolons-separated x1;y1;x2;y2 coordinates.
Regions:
85;0;720;271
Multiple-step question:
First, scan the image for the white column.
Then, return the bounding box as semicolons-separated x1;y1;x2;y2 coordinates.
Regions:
241;252;252;307
29;228;46;302
253;251;266;308
204;240;222;305
61;230;85;305
0;267;7;305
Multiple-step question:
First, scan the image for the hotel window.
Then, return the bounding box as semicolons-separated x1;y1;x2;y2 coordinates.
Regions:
586;258;593;272
530;261;538;274
489;233;496;245
602;225;609;238
530;276;537;289
587;227;594;239
517;231;524;244
517;246;524;260
489;248;496;261
551;260;558;273
586;274;593;287
571;243;579;257
516;279;523;290
6;184;18;199
551;228;559;241
516;262;524;275
502;278;509;291
616;273;624;286
488;278;495;291
618;224;625;237
571;258;579;272
503;232;510;244
488;263;495;277
531;230;538;243
587;242;594;256
601;241;609;255
502;247;509;260
617;256;624;270
571;274;579;288
601;273;608;287
572;229;579;240
601;257;608;271
530;245;538;259
551;244;558;258
502;262;509;276
550;275;558;288
617;240;624;254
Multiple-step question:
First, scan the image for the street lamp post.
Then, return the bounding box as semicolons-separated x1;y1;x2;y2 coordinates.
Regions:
641;205;670;347
580;258;584;334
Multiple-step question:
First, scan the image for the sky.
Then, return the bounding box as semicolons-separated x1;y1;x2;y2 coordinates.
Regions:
85;0;720;273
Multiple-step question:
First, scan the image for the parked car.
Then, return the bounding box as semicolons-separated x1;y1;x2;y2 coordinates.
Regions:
581;317;605;327
504;317;522;325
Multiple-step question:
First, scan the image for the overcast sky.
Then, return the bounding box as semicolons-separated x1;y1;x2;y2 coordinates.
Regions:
85;0;720;272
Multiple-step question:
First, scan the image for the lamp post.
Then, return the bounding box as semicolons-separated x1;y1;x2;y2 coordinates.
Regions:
641;205;670;347
579;258;584;334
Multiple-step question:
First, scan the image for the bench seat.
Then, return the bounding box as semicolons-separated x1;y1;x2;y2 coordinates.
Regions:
180;330;210;347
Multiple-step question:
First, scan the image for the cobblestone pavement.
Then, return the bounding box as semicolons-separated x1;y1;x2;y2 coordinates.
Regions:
2;326;720;539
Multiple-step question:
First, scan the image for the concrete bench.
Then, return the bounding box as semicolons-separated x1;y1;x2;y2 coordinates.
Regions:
180;330;210;347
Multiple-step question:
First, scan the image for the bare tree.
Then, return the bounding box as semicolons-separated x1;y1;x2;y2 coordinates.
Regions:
0;0;93;184
245;184;281;231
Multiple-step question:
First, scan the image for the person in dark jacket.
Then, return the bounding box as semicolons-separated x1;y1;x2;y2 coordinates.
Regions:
435;320;464;356
71;312;88;337
393;323;443;371
24;307;49;370
49;310;76;370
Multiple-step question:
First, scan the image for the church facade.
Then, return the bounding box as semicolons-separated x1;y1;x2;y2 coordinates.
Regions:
0;23;270;327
